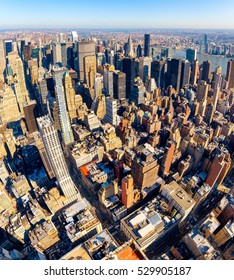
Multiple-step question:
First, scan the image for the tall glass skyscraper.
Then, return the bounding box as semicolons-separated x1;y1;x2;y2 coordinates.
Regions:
144;34;150;57
52;65;74;145
4;40;13;56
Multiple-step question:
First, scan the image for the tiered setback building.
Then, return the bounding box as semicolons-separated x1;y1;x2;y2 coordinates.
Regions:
37;115;81;204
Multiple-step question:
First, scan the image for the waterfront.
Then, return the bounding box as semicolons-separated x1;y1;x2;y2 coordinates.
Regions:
173;49;230;74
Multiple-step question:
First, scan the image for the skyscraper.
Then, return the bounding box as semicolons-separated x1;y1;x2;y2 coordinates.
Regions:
190;59;199;85
121;174;134;208
197;80;209;116
20;40;25;57
180;60;191;89
166;58;182;92
7;51;29;114
137;44;142;58
144;34;150;57
206;153;231;188
151;60;165;88
125;35;134;57
37;115;81;204
63;72;77;123
61;43;67;67
77;41;95;81
103;97;120;126
0;40;5;82
122;58;136;99
129;78;146;106
186;48;197;63
204;34;209;53
71;31;78;43
139;56;152;82
23;45;31;61
55;84;74;145
161;139;176;176
4;40;12;56
197;80;209;101
52;65;74;145
113;71;126;100
0;85;21;123
94;74;104;98
23;100;38;134
212;85;220;111
202;60;212;83
84;55;96;88
103;71;114;97
52;42;62;65
226;59;234;89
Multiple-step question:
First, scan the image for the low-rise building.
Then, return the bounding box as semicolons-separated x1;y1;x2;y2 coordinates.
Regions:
62;199;102;243
68;138;104;169
183;228;219;260
79;161;115;192
28;220;60;252
60;244;92;260
84;229;118;260
98;180;118;204
160;181;195;219
103;239;148;260
100;123;122;152
120;196;180;250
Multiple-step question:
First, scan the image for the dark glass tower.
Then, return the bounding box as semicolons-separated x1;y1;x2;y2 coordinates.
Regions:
137;44;142;58
20;40;25;57
122;58;136;99
5;40;12;56
186;48;197;63
202;60;212;83
166;58;182;92
151;60;165;88
113;71;126;100
144;34;150;57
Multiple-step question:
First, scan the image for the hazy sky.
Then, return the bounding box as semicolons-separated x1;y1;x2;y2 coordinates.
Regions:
1;0;234;29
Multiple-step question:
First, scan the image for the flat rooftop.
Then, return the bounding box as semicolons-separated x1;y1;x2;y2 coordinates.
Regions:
116;245;144;260
163;181;195;212
60;244;91;260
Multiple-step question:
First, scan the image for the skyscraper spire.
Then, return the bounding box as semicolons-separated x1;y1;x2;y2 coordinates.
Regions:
128;34;134;58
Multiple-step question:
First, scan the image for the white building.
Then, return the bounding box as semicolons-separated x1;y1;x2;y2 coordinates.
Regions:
37;115;81;204
94;74;104;98
71;31;78;43
103;97;120;126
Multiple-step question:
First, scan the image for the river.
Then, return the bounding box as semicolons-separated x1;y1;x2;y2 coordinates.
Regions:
172;49;230;75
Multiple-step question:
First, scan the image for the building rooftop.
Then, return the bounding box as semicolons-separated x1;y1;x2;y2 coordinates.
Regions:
62;199;90;222
36;115;53;129
60;244;91;260
201;212;220;234
104;240;148;260
28;220;58;246
121;195;178;248
188;229;216;257
225;220;234;237
84;229;118;260
162;181;195;213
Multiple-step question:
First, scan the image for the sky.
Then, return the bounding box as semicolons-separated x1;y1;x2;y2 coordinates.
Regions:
1;0;234;29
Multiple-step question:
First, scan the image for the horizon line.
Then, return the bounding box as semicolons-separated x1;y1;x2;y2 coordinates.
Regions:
1;27;234;31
